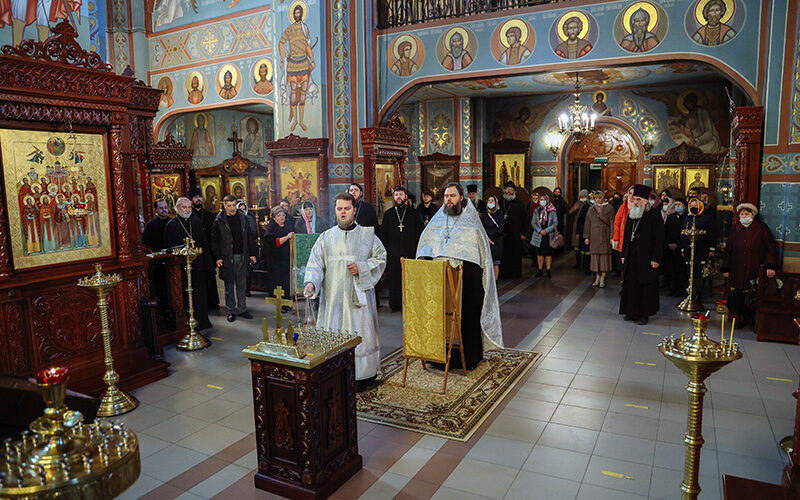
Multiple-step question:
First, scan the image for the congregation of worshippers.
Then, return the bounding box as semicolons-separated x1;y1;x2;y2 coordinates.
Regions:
141;178;775;389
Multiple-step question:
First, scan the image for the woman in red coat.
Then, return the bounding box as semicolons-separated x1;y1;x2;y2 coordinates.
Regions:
722;203;777;326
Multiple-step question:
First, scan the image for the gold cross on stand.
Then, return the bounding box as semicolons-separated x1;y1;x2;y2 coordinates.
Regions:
227;130;243;155
266;286;294;341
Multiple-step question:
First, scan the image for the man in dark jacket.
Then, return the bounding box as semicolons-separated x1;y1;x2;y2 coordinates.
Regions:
189;187;220;312
499;181;528;279
619;185;664;325
663;197;687;296
552;186;569;244
211;195;258;322
722;203;778;326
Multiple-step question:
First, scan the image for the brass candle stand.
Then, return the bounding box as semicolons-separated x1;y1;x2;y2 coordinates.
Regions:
0;366;140;498
676;221;707;312
77;264;138;417
658;314;742;499
173;237;211;351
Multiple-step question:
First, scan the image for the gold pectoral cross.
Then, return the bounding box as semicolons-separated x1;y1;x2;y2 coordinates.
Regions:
398;222;404;232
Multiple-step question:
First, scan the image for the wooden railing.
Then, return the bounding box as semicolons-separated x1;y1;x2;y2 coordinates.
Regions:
377;0;562;29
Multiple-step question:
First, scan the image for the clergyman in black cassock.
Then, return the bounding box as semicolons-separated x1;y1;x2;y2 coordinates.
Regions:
499;182;528;279
379;188;424;311
190;187;220;312
142;200;171;315
166;201;212;331
348;183;379;228
619;185;664;325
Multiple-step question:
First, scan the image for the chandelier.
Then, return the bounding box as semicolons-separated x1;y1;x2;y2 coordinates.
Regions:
557;73;597;142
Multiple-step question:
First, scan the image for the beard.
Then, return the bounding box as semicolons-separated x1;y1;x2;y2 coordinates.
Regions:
337;217;355;229
628;204;645;220
178;211;192;219
503;193;516;201
444;202;463;216
633;26;646;47
450;46;463;58
191;200;202;209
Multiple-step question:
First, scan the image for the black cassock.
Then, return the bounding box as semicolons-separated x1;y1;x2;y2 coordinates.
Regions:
354;200;379;229
165;215;212;330
379;205;423;311
263;220;293;298
499;197;528;279
619;208;664;319
416;202;439;226
193;207;220;310
142;216;170;313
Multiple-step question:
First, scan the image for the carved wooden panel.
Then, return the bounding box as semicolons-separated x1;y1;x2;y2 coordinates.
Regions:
0;301;28;373
570;125;638;163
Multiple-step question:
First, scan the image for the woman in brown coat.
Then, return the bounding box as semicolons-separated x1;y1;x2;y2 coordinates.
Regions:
583;191;615;287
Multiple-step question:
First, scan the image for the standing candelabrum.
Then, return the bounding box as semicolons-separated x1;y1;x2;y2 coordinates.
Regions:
173;237;211;351
676;221;707;312
77;265;138;417
658;313;742;499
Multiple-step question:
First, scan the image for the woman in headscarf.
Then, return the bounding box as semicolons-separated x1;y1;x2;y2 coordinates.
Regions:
294;200;328;234
583;191;615;288
480;195;504;279
263;206;294;311
530;193;558;278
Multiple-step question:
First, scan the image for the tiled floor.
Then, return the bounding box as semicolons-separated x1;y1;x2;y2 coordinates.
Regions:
112;258;800;499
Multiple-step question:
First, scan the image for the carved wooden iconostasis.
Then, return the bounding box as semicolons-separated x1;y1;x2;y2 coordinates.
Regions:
419;152;460;203
0;21;170;394
194;152;270;211
265;134;329;222
360;114;411;224
650;142;723;199
566;123;639;201
140;133;192;219
485;139;531;192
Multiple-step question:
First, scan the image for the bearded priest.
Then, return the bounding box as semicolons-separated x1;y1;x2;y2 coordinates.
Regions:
416;182;504;370
304;192;387;391
619;184;664;325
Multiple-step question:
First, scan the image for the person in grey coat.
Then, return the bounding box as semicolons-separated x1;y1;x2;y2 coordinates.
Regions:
530;194;559;278
212;194;258;322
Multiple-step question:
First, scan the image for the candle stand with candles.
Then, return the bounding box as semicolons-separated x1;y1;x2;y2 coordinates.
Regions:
676;221;707;312
172;237;211;351
658;313;742;499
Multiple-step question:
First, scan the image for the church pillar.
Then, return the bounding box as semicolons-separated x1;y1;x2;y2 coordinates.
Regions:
110;123;133;260
731;106;763;208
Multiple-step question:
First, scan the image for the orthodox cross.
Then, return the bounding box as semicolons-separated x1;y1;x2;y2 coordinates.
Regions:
267;286;294;334
228;130;243;155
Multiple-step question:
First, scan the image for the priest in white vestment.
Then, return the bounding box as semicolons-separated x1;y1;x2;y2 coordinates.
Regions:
304;192;387;390
417;182;504;369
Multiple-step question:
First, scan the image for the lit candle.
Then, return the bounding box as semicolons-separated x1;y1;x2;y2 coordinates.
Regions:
729;317;736;350
721;314;725;346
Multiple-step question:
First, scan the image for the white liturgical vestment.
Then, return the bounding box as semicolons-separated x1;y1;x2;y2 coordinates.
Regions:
304;224;387;380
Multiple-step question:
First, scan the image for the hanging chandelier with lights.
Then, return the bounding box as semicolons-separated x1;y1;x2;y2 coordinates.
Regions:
557;73;597;142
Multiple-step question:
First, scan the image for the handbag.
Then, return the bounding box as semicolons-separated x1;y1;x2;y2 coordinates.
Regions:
549;226;565;249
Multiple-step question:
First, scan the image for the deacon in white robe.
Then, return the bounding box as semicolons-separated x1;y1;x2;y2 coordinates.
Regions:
417;182;504;369
304;193;387;388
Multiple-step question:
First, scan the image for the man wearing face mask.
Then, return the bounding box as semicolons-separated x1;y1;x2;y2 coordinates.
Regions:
680;197;715;303
498;181;528;279
722;203;777;326
165;197;213;330
663;197;688;297
569;189;589;269
659;189;676;222
619;185;664;325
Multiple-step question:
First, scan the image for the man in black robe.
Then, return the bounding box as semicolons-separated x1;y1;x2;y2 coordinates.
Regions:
165;197;212;330
348;183;378;228
416;189;439;225
664;197;687;297
142;199;171;316
499;181;528;279
189;187;220;312
619;185;664;325
466;184;486;214
379;186;423;312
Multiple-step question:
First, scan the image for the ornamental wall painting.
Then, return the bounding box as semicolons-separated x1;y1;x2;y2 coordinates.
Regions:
549;10;598;60
150;173;182;214
158;76;174;109
490;18;534;66
278;0;319;133
216;63;242;100
614;1;669;54
240;116;264;158
252;58;274;95
1;129;112;270
437;26;476;72
278;157;318;216
388;34;424;77
185;70;207;104
187;112;216;157
685;0;744;47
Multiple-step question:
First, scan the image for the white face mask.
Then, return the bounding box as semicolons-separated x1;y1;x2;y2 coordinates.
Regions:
579;198;587;202
539;200;547;207
675;205;684;213
648;199;656;207
740;216;753;227
487;202;496;210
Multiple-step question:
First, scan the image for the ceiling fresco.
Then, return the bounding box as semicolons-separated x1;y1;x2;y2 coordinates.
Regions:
403;62;725;102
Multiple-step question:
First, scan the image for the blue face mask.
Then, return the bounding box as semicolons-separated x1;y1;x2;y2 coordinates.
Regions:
675;205;684;213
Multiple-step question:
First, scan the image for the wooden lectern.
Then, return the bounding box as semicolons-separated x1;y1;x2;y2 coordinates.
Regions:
400;258;465;393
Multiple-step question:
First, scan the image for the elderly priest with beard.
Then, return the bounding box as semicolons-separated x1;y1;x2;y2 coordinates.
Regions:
619;184;664;325
417;183;504;370
304;192;387;391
